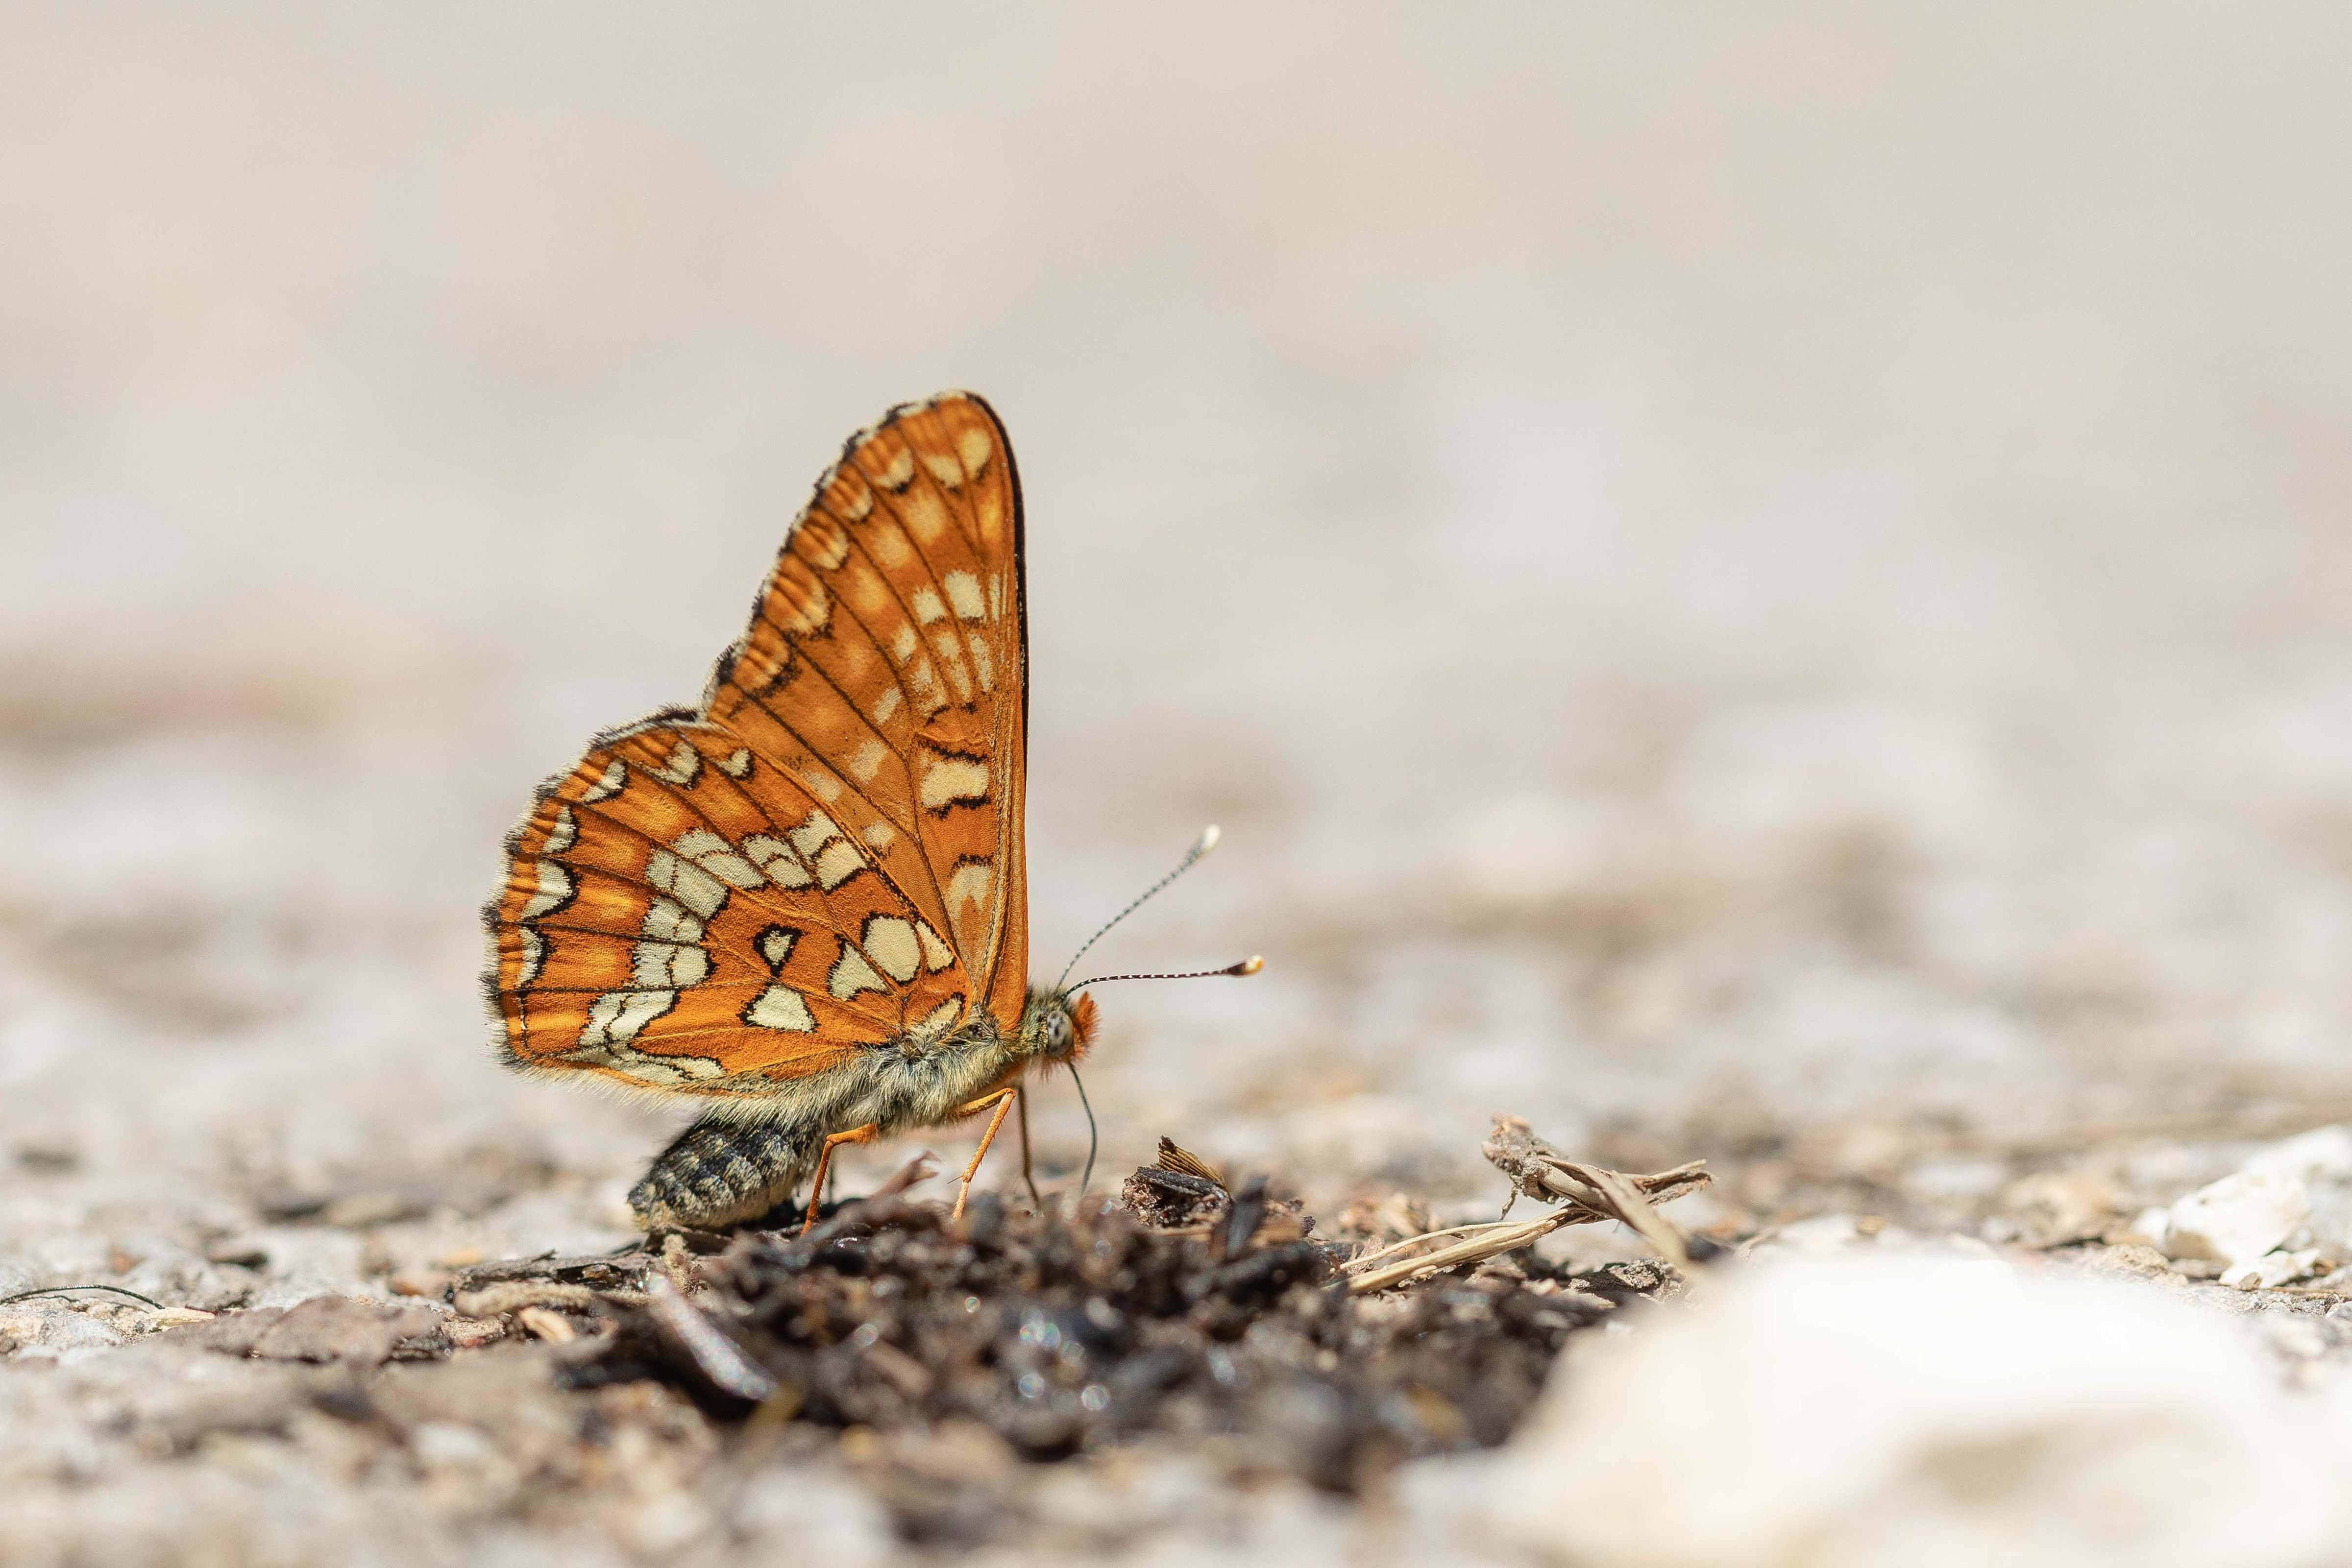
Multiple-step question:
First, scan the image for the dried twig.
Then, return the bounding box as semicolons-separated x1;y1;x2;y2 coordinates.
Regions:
1344;1212;1581;1293
453;1280;606;1318
0;1284;168;1310
1571;1161;1693;1271
642;1273;779;1402
1342;1117;1711;1294
1344;1218;1549;1274
1483;1114;1709;1267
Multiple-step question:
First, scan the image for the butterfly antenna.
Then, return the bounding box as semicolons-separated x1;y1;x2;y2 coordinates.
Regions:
1069;1064;1100;1204
1068;955;1263;991
1054;824;1225;991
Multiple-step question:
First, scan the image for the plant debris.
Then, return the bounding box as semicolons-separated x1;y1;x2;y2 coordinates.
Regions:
534;1140;1691;1495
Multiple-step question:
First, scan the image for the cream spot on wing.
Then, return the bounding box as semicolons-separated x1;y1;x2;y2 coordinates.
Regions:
957;426;992;476
865;520;913;569
966;634;994;694
787;811;842;861
742;834;812;889
783;579;830;634
567;1020;724;1083
919;755;990;811
946;862;993;920
829;940;887;1000
890;625;919;663
578;989;673;1049
581;758;626;802
904;492;948;542
988;574;1005;621
718;748;754;779
846;739;889;783
909;995;964;1040
931;632;973;703
861;917;921;984
862;821;896;850
640;896;705;944
868;686;903;726
812;839;864;890
645;848;729;920
915;921;954;971
519;860;572;920
907;659;946;715
651;738;702;786
910;586;946;625
541;805;577;856
672;828;765;889
803;769;843;803
731;638;788;694
784;808;865;888
876;445;915;491
801;513;852;570
744;985;815;1033
588;1051;677;1082
515;928;544;987
922;451;963;488
943;571;985;621
757;925;798;972
633;941;709;989
833;471;874;521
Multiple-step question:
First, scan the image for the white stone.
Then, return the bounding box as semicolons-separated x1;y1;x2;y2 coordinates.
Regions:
1751;1213;1865;1255
1406;1254;2352;1568
2162;1171;2310;1267
2243;1126;2352;1184
2221;1248;2322;1290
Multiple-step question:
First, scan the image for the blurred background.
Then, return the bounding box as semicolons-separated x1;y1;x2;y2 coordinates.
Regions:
6;1;2352;1259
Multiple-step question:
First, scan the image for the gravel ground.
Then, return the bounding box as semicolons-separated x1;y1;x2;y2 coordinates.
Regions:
8;5;2352;1564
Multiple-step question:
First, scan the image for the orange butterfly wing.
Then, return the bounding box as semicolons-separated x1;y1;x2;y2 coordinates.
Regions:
483;394;1029;1096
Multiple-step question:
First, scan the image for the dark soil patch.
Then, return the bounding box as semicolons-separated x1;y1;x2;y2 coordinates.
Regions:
553;1158;1673;1498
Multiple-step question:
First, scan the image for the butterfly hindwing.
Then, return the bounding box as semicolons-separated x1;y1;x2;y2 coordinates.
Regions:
485;393;1029;1096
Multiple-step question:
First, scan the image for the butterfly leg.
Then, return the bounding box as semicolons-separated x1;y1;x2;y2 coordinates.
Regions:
1017;1090;1042;1208
949;1087;1021;1221
800;1123;880;1237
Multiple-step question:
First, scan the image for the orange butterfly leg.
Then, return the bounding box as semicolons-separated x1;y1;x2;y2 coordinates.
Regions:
800;1122;880;1237
950;1087;1021;1221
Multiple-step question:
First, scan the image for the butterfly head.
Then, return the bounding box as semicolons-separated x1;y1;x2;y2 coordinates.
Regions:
1020;986;1100;1066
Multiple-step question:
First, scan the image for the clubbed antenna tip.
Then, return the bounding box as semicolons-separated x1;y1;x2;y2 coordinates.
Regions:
1068;954;1262;990
1054;824;1232;991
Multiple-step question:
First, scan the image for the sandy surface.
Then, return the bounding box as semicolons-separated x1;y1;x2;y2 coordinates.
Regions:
8;4;2352;1562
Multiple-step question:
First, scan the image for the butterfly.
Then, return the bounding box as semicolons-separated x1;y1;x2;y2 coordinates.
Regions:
483;393;1253;1233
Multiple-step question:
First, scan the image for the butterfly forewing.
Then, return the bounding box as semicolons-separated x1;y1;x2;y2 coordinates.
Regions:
487;393;1029;1096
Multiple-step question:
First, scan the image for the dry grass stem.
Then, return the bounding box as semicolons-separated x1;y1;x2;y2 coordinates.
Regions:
1342;1218;1564;1275
1311;1114;1715;1293
1345;1211;1580;1294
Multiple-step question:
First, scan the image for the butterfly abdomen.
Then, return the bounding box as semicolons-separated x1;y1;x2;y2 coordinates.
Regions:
629;1018;1028;1228
629;1117;815;1229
